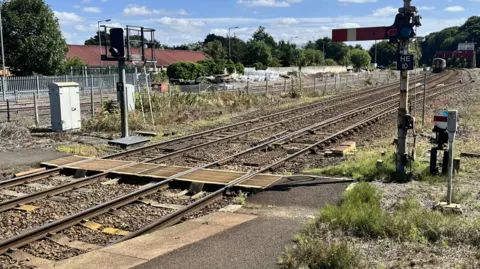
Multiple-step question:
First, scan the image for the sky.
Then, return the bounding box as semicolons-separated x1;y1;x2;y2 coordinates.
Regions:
48;0;480;50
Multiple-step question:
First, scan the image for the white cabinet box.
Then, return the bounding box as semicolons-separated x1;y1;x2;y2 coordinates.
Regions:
48;82;81;132
117;84;136;111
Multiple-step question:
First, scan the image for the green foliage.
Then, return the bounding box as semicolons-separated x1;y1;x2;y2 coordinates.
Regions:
350;48;371;69
252;26;277;49
303;49;325;66
166;62;203;80
198;59;217;76
279;240;361;269
253;62;267;71
421;16;480;67
235;62;245;75
152;71;169;83
2;0;68;75
277;41;300;67
325;59;337;66
245;41;272;67
61;57;86;74
317;183;480;246
368;41;397;67
226;59;236;74
201;40;227;63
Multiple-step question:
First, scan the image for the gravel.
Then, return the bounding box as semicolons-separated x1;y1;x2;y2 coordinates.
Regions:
21;239;86;261
0;255;34;269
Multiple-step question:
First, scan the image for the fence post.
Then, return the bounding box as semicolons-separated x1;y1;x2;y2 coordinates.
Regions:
1;76;4;100
198;82;201;94
70;66;73;77
324;77;327;95
335;75;337;90
35;76;40;95
265;79;268;94
33;93;39;127
283;78;286;92
6;99;10;122
90;74;94;118
84;66;88;93
246;79;249;94
313;77;316;91
65;75;68;82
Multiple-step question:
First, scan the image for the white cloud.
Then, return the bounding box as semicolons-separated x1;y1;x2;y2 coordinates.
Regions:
54;11;84;25
444;6;464;12
372;6;397;17
123;4;189;16
83;6;101;13
338;0;376;3
155;17;205;33
418;6;435;11
280;18;299;25
73;5;80;9
237;0;302;8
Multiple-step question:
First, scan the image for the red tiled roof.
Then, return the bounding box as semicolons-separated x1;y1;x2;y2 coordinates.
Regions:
67;45;209;66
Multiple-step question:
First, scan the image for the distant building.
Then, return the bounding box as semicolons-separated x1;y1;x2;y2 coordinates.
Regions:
435;42;476;68
67;45;210;70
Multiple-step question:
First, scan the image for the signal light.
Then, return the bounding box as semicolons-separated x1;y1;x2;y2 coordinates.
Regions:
109;28;125;59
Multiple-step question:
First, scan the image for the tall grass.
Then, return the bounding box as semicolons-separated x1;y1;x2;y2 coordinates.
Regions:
318;182;480;245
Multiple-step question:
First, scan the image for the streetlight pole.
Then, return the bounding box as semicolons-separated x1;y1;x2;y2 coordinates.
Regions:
0;1;7;99
98;19;111;69
228;26;239;60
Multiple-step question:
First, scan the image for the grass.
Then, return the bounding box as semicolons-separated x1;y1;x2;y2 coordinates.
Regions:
279;239;361;269
317;182;480;245
235;191;248;205
56;144;111;157
306;147;436;183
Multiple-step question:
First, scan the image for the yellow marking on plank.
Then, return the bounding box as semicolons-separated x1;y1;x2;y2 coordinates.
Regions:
14;168;46;178
81;221;103;231
102;227;130;236
16;204;39;212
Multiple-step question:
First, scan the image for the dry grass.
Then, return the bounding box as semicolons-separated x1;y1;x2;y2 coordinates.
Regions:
0;123;31;140
56;144;111;157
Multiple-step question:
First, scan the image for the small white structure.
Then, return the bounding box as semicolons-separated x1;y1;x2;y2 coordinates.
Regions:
118;84;136;112
48;82;81;132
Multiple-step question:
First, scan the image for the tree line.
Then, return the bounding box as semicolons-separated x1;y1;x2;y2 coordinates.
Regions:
3;0;479;76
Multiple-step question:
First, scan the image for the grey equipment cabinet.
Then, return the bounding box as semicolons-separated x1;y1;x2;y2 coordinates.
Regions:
48;82;82;132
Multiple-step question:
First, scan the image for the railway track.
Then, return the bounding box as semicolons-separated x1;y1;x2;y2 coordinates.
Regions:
0;71;445;191
0;70;467;260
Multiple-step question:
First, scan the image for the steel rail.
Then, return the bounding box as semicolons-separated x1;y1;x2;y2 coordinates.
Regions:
0;72;456;211
0;91;416;254
0;75;428;188
0;74;469;254
114;72;472;243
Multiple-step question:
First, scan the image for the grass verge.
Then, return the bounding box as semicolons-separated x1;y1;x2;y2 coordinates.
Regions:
56;144;111;157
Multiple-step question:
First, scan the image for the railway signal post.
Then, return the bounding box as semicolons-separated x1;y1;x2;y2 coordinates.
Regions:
332;0;421;179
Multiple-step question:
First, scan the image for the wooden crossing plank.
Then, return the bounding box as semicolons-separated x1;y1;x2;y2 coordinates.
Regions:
113;163;160;175
65;159;133;172
41;155;89;167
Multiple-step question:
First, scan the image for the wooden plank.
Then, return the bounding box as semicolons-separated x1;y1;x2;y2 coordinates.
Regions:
461;152;480;158
14;168;46;178
66;159;133;172
41;155;90;167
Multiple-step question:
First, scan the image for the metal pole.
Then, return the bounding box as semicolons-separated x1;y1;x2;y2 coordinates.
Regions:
335;75;337;90
98;21;102;68
375;40;377;66
33;93;39;127
324;77;327;95
6;99;10;122
119;60;128;138
283;78;286;92
313;77;316;91
247;79;249;94
265;77;268;94
396;1;411;178
90;74;94;118
422;72;427;128
35;76;40;95
228;28;231;60
0;1;6;102
447;136;455;205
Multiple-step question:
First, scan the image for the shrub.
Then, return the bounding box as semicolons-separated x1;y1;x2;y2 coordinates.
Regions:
226;59;236;74
279;240;361;269
166;62;203;80
152;70;168;83
235;62;245;75
253;62;267;70
198;59;217;76
325;59;337;66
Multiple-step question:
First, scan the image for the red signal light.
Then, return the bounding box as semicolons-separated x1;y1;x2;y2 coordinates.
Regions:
387;28;398;37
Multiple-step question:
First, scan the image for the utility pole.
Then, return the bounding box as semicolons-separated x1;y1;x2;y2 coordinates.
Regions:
0;1;7;100
98;19;111;69
228;26;239;60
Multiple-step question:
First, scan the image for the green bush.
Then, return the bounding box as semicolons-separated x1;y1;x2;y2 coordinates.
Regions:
279;240;361;269
324;58;337;66
235;62;245;74
226;59;236;74
198;59;217;76
166;62;203;80
253;62;267;70
152;70;168;83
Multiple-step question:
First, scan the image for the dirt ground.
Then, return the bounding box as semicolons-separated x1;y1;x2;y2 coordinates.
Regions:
292;70;480;268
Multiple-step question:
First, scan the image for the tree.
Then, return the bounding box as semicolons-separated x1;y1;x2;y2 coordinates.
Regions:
368;41;397;67
245;41;272;67
303;49;325;66
2;0;67;75
60;57;86;74
350;49;371;69
235;62;245;75
252;26;277;50
277;41;299;67
166;62;203;80
226;60;236;74
201;40;227;63
198;59;217;76
325;59;337;66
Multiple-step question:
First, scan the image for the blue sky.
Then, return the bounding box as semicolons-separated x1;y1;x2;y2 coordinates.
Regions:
49;0;480;49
